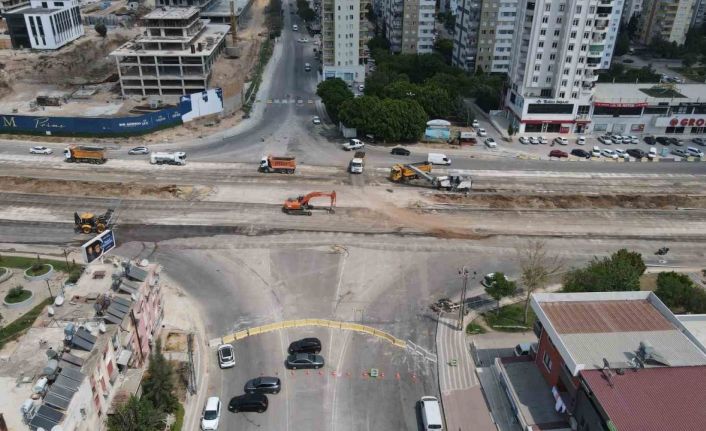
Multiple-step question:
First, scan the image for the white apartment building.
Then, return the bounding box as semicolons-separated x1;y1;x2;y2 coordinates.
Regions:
622;0;642;23
322;0;369;82
505;0;620;134
474;0;519;73
380;0;436;54
639;0;695;45
693;0;706;28
4;0;83;50
451;0;481;71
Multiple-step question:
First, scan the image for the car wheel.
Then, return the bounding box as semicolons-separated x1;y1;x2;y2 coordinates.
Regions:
258;409;265;413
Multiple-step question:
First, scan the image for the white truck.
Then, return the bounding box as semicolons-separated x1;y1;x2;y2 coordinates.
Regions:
150;151;187;165
342;138;364;151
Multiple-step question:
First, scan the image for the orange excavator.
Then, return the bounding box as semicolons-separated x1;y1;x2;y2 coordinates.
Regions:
282;191;336;216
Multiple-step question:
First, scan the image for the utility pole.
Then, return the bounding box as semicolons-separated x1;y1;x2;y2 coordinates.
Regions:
457;267;476;331
230;0;238;44
45;280;54;301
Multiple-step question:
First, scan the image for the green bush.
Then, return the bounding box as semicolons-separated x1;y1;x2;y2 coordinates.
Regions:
484;303;535;332
68;268;83;284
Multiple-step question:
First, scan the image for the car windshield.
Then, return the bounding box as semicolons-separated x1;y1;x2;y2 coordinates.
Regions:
204;409;218;420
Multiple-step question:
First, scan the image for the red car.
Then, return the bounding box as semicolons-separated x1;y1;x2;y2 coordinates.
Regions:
549;149;568;158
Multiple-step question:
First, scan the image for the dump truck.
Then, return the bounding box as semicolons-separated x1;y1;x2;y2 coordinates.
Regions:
349;151;365;174
74;209;114;234
259;155;296;173
64;145;107;164
389;161;432;182
150;152;187;165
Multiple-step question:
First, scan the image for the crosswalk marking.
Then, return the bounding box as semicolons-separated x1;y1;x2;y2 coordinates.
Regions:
436;316;478;393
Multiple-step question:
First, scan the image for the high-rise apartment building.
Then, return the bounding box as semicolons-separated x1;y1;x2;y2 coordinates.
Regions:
621;0;642;23
379;0;436;53
504;0;620;133
475;0;519;73
322;0;369;82
692;0;706;28
451;0;481;71
639;0;695;45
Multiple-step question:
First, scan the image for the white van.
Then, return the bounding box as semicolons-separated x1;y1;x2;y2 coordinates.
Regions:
420;396;443;430
428;153;451;165
687;146;704;157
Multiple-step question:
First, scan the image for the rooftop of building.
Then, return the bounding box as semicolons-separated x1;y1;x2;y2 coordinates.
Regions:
143;6;200;20
111;22;229;56
678;314;706;346
7;5;58;14
200;0;249;17
581;366;706;431
594;83;706;104
531;292;706;374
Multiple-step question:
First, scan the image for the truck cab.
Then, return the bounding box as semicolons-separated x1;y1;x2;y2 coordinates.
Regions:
342;139;364;151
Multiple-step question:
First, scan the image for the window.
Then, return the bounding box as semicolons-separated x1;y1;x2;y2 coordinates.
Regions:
573;18;579;26
576;5;582;13
563;68;570;75
556;17;562;24
561;79;568;86
589;6;595;13
535;64;541;71
579;57;585;63
568;44;574;51
546;77;552;83
572;92;578;98
539;41;544;47
536;53;542;59
570;31;576;38
559;92;565;98
548;65;553;71
533;76;539;82
574;80;580;87
559;4;565;11
543;352;553;371
554;30;560;36
581;44;587;51
550;54;556;60
566;56;572;62
545;4;550;11
540;29;546;35
552;42;558;48
542;16;548;23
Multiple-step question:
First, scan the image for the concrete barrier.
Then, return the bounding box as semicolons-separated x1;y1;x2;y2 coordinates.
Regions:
23;264;54;282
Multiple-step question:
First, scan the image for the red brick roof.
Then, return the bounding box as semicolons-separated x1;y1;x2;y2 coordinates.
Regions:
541;300;673;333
581;366;706;431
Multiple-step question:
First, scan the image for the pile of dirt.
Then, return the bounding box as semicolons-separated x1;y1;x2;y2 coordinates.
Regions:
432;193;706;210
0;176;210;200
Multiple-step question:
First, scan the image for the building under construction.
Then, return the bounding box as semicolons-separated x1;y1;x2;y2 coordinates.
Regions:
110;6;228;97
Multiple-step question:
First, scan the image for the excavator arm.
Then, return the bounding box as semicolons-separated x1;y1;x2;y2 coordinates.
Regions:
283;191;336;215
300;191;336;208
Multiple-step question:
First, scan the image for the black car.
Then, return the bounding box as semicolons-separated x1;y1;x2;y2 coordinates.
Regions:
570;149;590;158
626;149;647;159
692;137;706;146
244;377;281;394
668;137;683;146
655;136;670;145
391;147;410;156
287;337;322;354
228;394;268;413
285;353;325;369
644;136;655;145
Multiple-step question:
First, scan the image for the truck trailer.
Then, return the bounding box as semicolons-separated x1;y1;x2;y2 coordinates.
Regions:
259;155;296;173
150;152;187;165
64;145;107;164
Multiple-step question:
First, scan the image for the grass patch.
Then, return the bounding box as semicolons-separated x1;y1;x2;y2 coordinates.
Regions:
0;297;51;349
483;303;535;332
26;263;50;277
0;255;82;275
671;66;706;82
466;320;486;335
639;87;687;98
4;286;31;304
172;402;185;431
640;273;659;291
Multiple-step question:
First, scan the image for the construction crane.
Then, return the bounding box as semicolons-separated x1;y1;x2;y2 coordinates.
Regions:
282;191;336;216
393;164;472;192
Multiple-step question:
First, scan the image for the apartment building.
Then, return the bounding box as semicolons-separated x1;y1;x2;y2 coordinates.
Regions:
622;0;642;23
639;0;695;45
0;0;28;14
693;0;706;28
504;0;620;133
380;0;436;54
4;0;83;50
111;7;228;97
451;0;481;71
322;0;369;82
475;0;519;73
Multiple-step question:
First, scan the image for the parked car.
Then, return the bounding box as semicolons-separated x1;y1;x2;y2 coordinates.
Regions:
244;377;281;394
672;148;688;157
472;119;480;128
201;397;221;430
228;394;268;413
571;148;591;158
627;135;639;144
288;337;322;354
549;149;568;158
644;136;655;145
687;146;705;157
218;344;236;369
649;147;658;159
297;37;309;43
598;136;613;145
692;137;706;146
484;137;497;148
342;139;364;151
519;137;530;145
358;84;365;92
128;146;150;155
601;148;618;159
612;135;625;144
553;137;568;145
591;146;602;158
577;136;586;145
285;353;325;369
655;136;670;145
30;146;53;155
391;147;410;156
668;137;683;146
476;128;487;137
538;136;548;144
614;148;628;158
312;116;321;124
626;148;647;159
529;137;540;145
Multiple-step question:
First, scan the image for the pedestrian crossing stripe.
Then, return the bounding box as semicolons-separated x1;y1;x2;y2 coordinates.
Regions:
267;99;273;104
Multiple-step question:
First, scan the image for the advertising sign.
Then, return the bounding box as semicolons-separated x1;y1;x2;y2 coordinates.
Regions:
81;230;116;264
654;115;706;128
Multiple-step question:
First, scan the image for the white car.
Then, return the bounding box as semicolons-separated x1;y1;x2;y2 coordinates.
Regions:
30;146;53;155
591;147;602;158
614;148;628;158
476;128;487;137
519;137;530;145
598;136;613;145
484;138;497;148
538;136;548;144
612;135;624;144
601;148;618;159
472;119;480;128
577;136;586;145
553;137;568;145
292;24;299;31
342;138;364;151
201;397;221;430
312;116;321;125
628;135;639;144
687;146;705;157
217;344;236;368
358;84;365;92
529;137;540;145
297;37;309;43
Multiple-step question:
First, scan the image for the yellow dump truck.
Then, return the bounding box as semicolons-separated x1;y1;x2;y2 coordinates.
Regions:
389;162;433;182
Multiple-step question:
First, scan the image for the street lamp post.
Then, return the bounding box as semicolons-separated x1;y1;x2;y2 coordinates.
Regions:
457;267;476;331
45;280;54;301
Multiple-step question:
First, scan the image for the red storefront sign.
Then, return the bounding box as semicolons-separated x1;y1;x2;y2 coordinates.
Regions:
593;102;649;108
669;117;706;127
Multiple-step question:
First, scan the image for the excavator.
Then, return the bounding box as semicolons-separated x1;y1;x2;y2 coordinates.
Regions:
390;163;472;192
74;209;114;234
282;191;336;216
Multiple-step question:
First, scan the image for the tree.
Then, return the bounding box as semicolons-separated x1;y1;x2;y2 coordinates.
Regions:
683;54;698;68
434;39;454;65
517;240;563;323
316;79;354;123
563;249;646;293
367;35;390;52
95;23;107;38
627;15;639;39
655;272;695;311
415;84;453;119
107;396;162;431
507;124;515;136
338;95;384;133
485;272;517;313
614;30;630;57
141;339;179;415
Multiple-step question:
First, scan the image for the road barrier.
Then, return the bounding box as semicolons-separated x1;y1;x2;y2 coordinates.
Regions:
213;319;407;349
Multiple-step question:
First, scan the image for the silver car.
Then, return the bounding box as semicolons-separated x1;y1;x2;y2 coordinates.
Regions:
218;344;236;368
285;353;324;369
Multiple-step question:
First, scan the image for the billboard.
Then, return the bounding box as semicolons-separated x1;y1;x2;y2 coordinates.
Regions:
82;230;116;264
